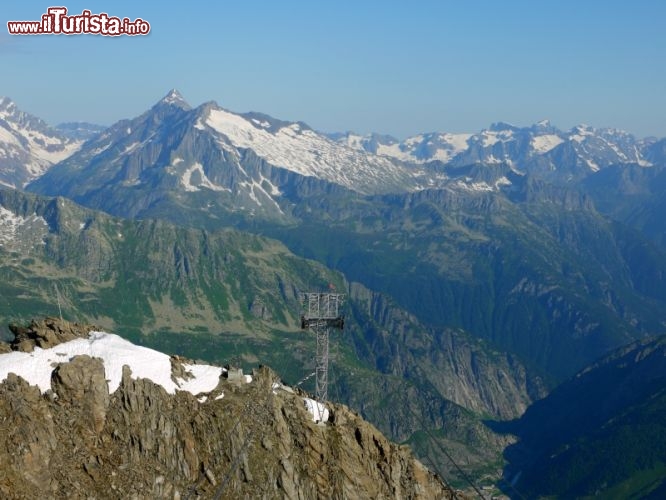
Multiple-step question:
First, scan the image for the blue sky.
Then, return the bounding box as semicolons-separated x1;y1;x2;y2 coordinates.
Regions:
2;1;665;138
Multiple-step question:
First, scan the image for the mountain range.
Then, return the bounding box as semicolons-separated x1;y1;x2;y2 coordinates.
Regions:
22;91;666;380
7;88;664;220
2;90;666;494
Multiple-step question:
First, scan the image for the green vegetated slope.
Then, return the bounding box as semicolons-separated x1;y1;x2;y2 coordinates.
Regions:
0;188;534;486
0;189;334;339
499;335;666;498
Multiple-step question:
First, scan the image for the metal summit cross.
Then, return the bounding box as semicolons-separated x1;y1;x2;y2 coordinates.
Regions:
300;291;345;403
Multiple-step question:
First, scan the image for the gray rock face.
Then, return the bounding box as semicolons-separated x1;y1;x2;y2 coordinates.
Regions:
0;333;455;499
51;355;110;433
349;282;545;420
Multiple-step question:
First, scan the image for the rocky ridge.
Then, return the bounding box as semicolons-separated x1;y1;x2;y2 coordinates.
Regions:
6;317;95;352
0;318;456;499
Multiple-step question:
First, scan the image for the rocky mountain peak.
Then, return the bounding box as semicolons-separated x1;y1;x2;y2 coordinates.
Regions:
0;96;17;114
157;88;191;110
488;121;518;132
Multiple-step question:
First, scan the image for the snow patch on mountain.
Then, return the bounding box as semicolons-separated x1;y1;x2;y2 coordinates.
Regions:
120;141;141;156
238;178;284;213
180;162;230;193
532;134;564;153
0;124;21;147
0;206;48;246
337;131;471;164
304;397;330;423
453;175;512;193
481;132;501;147
439;133;472;154
251;118;271;128
163;89;184;105
585;159;600;172
0;331;224;395
570;125;595;143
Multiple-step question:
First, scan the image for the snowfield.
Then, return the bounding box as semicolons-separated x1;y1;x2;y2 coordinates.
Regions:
0;331;223;395
198;107;417;194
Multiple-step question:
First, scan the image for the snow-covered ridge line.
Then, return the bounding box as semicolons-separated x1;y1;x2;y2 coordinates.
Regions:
198;106;417;194
335;121;652;171
0;331;223;395
0;330;330;423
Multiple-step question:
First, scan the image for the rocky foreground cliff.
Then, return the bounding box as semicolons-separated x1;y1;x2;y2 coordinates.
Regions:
0;318;456;499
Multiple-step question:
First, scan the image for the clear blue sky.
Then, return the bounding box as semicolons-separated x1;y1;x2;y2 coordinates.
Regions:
2;1;665;138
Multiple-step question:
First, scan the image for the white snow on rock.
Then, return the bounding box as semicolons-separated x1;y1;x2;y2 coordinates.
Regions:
374;133;471;163
251;118;270;128
162;89;186;106
0;331;223;396
338;132;471;164
201;107;414;194
531;134;564;153
0;124;21;147
481;131;500;147
179;362;226;395
0;206;48;246
179;162;230;192
303;397;329;423
0;97;82;185
570;125;595;143
26;131;81;165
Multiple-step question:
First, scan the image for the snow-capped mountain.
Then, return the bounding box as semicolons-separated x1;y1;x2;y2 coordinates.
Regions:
28;90;454;223
329;131;472;164
0;97;82;187
195;100;426;193
336;119;656;182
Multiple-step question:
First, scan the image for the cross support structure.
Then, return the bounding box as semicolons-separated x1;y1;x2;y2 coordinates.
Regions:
300;292;345;404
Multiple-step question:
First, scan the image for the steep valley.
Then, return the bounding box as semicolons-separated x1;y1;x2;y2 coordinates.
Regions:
0;188;541;488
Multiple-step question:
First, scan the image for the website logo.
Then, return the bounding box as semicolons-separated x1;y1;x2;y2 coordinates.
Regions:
7;7;151;36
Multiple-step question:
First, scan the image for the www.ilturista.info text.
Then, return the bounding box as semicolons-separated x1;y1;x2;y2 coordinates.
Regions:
7;7;150;36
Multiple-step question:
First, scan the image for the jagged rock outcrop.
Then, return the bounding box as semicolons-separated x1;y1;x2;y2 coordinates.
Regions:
0;319;456;499
7;317;95;352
